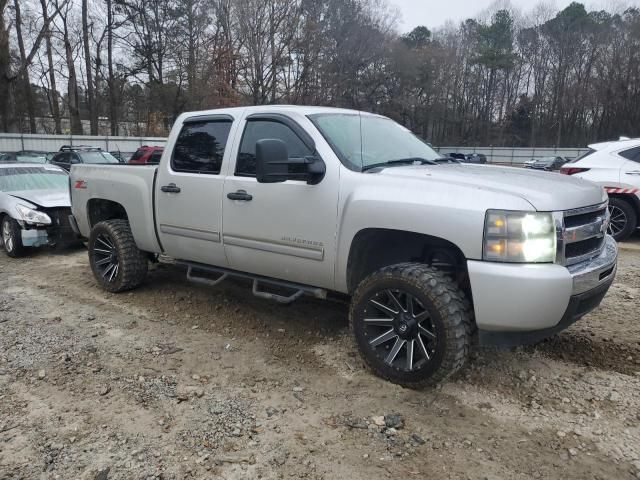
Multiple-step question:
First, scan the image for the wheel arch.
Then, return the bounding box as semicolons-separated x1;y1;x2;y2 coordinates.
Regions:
87;198;129;228
345;228;470;296
608;192;640;216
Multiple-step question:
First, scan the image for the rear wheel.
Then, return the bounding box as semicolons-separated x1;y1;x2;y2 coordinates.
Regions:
608;197;637;242
1;216;25;258
350;263;472;388
88;219;148;292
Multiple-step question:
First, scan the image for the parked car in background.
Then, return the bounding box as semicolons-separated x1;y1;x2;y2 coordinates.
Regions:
0;152;45;163
525;156;568;171
466;153;487;164
0;163;76;257
48;146;120;171
110;151;135;163
446;152;487;164
561;137;640;241
447;152;467;161
128;146;164;165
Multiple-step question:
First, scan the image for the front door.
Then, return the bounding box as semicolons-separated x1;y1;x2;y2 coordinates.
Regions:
222;114;339;290
155;115;235;266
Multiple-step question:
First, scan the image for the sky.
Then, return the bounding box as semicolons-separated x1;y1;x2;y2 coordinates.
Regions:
391;0;629;31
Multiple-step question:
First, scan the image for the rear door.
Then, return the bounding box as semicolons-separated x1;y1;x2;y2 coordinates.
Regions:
155;114;236;266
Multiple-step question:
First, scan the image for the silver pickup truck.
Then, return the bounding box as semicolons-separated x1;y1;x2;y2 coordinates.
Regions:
69;105;617;387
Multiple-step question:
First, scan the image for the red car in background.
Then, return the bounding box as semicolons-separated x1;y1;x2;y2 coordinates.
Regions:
128;146;164;165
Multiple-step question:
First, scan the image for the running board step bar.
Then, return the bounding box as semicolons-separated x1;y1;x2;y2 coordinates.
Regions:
179;261;327;305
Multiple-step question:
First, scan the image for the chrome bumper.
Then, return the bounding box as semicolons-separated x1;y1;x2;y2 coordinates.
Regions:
567;235;617;295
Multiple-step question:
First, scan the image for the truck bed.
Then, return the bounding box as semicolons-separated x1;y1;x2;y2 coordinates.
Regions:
70;164;162;253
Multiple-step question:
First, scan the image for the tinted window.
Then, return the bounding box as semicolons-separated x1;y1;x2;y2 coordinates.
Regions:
130;150;145;162
236;120;313;176
620;147;640;162
51;152;70;164
172;120;232;174
150;151;163;164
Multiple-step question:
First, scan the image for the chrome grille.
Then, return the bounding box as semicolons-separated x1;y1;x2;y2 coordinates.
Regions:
557;202;609;266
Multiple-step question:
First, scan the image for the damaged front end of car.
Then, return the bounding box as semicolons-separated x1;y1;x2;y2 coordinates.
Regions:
16;205;76;248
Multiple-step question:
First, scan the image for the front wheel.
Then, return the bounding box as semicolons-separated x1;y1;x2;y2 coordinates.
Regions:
350;263;472;388
88;219;148;292
1;216;25;258
608;197;637;242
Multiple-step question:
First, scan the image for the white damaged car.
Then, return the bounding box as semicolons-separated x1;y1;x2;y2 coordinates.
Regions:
0;163;77;257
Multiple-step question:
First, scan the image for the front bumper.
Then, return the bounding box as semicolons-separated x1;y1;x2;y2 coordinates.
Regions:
468;235;617;347
19;208;78;248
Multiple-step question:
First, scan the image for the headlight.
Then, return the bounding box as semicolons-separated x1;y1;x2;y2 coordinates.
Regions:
483;210;556;263
15;204;51;225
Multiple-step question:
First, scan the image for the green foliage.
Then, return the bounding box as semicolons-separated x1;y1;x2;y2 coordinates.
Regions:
474;10;515;70
402;26;431;49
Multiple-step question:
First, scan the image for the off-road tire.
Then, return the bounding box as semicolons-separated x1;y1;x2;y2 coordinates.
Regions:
1;216;25;258
88;219;148;293
350;263;472;388
608;197;637;242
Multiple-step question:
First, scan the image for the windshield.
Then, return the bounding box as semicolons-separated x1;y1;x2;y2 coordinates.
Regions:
0;166;68;192
308;113;441;171
78;151;120;164
17;154;47;163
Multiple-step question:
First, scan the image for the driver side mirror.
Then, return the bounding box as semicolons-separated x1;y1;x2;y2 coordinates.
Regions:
255;138;325;185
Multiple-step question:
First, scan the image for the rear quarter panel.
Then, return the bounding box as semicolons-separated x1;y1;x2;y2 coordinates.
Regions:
70;164;161;253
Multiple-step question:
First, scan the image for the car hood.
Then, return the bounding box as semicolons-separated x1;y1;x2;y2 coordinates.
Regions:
375;164;607;211
8;189;71;208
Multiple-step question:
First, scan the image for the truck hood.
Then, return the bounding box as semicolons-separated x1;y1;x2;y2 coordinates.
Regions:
375;164;606;211
8;189;71;208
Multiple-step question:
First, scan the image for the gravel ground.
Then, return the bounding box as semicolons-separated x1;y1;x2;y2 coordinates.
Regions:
0;238;639;479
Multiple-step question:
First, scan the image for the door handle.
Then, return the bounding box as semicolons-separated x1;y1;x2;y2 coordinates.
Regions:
625;171;640;175
160;183;181;193
227;189;253;201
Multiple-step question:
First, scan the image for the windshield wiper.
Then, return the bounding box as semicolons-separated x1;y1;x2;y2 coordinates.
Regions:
362;157;438;172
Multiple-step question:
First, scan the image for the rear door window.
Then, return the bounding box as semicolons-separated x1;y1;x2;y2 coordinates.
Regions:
171;120;232;174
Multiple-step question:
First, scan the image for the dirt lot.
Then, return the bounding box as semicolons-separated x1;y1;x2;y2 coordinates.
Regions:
1;241;639;480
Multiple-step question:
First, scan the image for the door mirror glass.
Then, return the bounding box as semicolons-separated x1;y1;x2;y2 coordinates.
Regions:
255;139;289;183
255;139;326;185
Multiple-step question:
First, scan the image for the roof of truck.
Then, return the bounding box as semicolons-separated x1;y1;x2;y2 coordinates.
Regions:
179;105;381;119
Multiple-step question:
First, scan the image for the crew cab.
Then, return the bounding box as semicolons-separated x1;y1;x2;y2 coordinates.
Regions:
69;106;618;387
561;138;640;241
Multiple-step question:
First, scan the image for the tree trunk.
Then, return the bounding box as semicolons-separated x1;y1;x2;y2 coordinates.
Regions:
63;23;83;134
41;0;61;133
82;0;97;134
106;0;117;135
14;0;36;133
0;0;17;132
